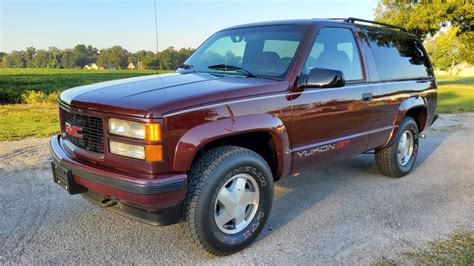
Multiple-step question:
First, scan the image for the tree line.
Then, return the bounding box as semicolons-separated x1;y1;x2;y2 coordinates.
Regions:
0;44;195;70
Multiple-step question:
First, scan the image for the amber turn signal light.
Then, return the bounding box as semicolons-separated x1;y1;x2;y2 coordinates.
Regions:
145;123;161;141
145;145;163;162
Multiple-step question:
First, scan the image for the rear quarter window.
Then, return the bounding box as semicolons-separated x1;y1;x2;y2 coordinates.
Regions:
367;29;433;81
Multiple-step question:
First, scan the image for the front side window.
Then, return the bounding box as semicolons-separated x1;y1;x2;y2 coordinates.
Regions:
304;27;364;81
182;25;308;80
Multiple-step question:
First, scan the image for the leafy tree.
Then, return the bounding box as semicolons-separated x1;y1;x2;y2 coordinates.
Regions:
97;46;129;69
73;44;94;67
47;47;62;68
375;0;473;65
33;50;49;68
60;49;75;68
25;47;36;68
422;27;463;70
141;51;160;70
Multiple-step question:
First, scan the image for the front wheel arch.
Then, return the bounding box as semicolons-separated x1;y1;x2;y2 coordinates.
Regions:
172;114;292;180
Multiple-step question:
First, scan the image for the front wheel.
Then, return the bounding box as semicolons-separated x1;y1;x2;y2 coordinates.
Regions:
183;146;274;255
375;117;419;177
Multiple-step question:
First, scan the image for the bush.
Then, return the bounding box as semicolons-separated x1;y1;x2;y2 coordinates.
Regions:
21;90;47;104
20;90;59;104
46;91;60;103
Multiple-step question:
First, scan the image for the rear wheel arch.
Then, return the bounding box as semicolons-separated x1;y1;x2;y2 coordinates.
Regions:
385;97;428;147
405;106;428;132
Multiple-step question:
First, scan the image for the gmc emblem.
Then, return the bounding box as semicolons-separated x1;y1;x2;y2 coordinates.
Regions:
65;122;83;138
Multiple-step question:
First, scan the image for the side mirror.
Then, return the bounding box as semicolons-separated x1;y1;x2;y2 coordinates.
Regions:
302;68;345;88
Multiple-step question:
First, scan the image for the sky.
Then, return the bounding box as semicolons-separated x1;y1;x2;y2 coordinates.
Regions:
0;0;378;53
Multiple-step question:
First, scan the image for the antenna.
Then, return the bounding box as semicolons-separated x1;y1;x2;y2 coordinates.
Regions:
153;1;162;77
154;1;159;54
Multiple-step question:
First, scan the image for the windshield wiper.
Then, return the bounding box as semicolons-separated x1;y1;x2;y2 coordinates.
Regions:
207;64;257;78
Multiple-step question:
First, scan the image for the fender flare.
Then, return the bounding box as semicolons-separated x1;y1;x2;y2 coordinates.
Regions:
385;96;427;147
172;113;291;180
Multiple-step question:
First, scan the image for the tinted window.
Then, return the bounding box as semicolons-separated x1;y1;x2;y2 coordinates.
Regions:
263;40;300;60
304;27;363;81
183;26;307;79
367;29;432;80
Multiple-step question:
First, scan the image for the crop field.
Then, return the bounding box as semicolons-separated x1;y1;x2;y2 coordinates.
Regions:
0;69;472;140
0;68;170;104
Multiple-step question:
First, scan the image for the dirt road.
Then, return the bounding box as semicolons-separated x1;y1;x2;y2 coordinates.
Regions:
1;113;473;264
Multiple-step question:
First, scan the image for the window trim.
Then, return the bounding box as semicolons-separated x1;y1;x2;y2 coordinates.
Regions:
302;26;367;85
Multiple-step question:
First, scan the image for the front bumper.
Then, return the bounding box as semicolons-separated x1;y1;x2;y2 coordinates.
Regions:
49;135;187;225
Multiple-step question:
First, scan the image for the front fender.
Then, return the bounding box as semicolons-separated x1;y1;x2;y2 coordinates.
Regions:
385;96;427;147
172;114;291;179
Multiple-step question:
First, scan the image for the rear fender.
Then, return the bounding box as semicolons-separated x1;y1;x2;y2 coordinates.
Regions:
172;114;291;179
385;96;427;147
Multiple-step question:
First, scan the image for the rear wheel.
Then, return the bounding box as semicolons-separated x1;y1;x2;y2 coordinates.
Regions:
183;146;273;255
375;117;419;177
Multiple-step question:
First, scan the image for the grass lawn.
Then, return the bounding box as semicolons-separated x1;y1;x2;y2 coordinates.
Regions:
0;70;472;141
0;104;59;140
406;231;473;265
437;75;474;113
378;231;474;265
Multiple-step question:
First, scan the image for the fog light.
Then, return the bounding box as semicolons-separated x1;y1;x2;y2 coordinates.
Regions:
109;141;145;160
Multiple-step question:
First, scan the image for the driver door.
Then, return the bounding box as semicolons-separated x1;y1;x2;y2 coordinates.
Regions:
290;26;373;171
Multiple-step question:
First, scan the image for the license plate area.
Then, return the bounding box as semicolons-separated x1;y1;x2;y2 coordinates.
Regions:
51;161;88;195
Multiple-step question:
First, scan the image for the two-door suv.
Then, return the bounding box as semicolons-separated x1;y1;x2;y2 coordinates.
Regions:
50;18;438;255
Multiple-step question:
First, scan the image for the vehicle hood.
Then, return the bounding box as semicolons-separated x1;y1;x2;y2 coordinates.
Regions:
61;73;286;117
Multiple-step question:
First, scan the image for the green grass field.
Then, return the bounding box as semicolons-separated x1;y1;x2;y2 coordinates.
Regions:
437;76;474;113
0;69;472;140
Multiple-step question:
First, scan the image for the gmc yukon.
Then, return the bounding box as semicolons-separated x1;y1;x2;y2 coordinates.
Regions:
50;18;438;255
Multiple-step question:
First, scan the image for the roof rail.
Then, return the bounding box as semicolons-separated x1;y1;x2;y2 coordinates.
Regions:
343;17;407;32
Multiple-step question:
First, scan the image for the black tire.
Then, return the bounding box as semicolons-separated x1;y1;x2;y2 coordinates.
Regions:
375;117;419;177
183;145;274;255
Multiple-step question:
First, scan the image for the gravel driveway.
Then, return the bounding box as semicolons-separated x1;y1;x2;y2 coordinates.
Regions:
1;113;473;264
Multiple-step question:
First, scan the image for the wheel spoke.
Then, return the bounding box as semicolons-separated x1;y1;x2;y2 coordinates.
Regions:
215;210;233;227
218;187;235;210
240;190;258;206
234;177;247;192
234;207;246;226
397;130;414;166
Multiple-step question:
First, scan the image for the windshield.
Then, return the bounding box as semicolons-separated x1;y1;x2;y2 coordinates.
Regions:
180;25;308;80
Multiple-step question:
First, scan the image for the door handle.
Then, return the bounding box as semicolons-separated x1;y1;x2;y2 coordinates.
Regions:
362;93;372;102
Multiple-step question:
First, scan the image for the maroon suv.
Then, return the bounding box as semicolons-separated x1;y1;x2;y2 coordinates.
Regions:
50;18;438;255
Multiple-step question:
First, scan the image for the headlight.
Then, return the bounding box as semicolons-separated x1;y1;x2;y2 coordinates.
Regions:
109;141;145;160
109;118;145;139
109;119;161;141
109;141;163;161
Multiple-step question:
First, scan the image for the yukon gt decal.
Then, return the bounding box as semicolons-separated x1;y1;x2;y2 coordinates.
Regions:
296;139;351;157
